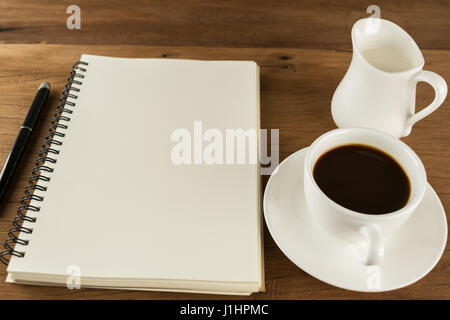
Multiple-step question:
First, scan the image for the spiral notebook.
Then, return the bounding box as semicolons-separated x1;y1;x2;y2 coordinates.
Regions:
1;55;263;295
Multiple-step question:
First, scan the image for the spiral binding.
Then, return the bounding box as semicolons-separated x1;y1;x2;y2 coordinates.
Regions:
0;61;88;265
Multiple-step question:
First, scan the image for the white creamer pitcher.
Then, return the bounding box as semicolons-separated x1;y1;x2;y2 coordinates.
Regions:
332;18;447;138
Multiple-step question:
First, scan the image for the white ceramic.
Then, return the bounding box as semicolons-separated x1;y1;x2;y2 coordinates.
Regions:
304;128;426;266
264;147;447;292
332;18;447;138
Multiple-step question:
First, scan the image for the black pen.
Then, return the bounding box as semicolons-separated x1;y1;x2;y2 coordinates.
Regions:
0;82;50;203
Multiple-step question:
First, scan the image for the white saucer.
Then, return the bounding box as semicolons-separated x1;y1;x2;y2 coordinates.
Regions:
263;147;447;292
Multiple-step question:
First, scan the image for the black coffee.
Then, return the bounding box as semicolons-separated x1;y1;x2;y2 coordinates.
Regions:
313;144;410;215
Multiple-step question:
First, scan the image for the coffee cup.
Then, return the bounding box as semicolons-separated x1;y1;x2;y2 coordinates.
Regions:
304;127;427;265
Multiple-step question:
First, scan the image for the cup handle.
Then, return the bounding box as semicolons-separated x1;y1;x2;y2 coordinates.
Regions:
407;70;448;130
360;225;384;265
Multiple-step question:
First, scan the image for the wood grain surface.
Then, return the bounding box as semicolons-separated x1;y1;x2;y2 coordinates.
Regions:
1;0;450;50
0;0;448;299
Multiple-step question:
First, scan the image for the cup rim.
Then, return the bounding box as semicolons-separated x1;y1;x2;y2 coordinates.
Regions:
304;127;427;220
351;18;425;75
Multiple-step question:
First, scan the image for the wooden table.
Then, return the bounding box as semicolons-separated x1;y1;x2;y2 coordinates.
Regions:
0;0;448;299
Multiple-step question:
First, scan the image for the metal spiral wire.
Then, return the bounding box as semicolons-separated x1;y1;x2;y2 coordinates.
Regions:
0;61;88;265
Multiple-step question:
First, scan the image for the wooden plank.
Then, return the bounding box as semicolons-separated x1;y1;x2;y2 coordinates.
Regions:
0;0;449;49
0;44;448;299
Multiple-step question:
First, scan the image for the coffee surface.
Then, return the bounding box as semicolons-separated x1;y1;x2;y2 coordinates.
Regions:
313;144;410;215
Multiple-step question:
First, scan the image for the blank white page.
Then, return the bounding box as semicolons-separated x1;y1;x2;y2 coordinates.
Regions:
7;55;262;289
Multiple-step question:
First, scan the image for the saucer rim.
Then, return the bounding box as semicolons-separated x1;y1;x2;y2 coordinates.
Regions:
263;147;448;292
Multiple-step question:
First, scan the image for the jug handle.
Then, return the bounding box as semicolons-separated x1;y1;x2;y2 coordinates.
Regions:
407;71;448;130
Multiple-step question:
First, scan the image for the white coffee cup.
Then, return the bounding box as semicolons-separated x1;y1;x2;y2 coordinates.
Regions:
332;18;447;138
304;127;427;265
